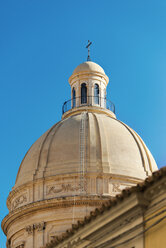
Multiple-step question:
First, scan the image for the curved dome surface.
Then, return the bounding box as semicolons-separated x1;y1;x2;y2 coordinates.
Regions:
15;112;158;188
73;61;105;75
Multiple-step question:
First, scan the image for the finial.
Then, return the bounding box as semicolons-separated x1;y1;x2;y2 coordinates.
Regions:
86;40;92;61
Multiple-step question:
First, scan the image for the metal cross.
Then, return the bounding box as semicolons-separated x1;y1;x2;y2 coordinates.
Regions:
86;40;92;61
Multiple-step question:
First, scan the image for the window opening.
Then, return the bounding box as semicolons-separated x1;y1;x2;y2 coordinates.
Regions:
81;83;87;104
94;84;99;104
72;88;76;108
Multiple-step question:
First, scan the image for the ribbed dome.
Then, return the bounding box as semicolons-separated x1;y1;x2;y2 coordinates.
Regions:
3;58;159;248
15;112;158;188
73;61;105;75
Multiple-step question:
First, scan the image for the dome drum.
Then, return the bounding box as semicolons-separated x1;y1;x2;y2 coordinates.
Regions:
6;172;142;213
3;195;106;246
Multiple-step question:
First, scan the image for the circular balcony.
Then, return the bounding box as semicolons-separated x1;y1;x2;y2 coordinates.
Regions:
62;96;115;115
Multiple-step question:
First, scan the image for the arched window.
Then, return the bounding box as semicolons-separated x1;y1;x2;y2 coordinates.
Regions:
72;88;76;108
94;84;99;104
81;83;87;104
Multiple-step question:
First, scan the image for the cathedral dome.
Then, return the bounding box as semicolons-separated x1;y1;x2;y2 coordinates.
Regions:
2;57;158;248
73;61;105;75
15;112;157;189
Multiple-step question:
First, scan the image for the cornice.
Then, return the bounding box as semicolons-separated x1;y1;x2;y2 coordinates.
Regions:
2;194;109;235
44;167;166;247
45;193;148;248
62;106;116;120
144;176;166;200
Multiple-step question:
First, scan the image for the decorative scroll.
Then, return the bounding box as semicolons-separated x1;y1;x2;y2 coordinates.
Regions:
25;225;33;234
12;194;27;210
34;222;45;231
112;183;121;193
25;222;45;234
46;183;81;195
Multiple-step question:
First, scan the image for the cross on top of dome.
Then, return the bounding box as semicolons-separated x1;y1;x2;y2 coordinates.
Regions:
86;40;92;61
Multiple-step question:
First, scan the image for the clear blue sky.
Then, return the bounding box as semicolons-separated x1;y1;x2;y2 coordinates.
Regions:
1;0;166;245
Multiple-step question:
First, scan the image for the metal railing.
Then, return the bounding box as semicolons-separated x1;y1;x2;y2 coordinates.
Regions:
62;96;115;115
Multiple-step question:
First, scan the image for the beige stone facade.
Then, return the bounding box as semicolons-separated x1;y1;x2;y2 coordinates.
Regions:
48;167;166;248
2;61;158;248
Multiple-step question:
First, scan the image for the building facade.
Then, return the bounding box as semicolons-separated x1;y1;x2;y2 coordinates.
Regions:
47;167;166;248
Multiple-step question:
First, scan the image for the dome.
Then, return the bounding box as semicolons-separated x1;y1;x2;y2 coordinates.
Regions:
73;61;105;75
15;112;157;189
2;57;158;247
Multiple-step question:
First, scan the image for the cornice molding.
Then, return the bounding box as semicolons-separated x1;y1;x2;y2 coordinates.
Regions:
2;195;109;235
